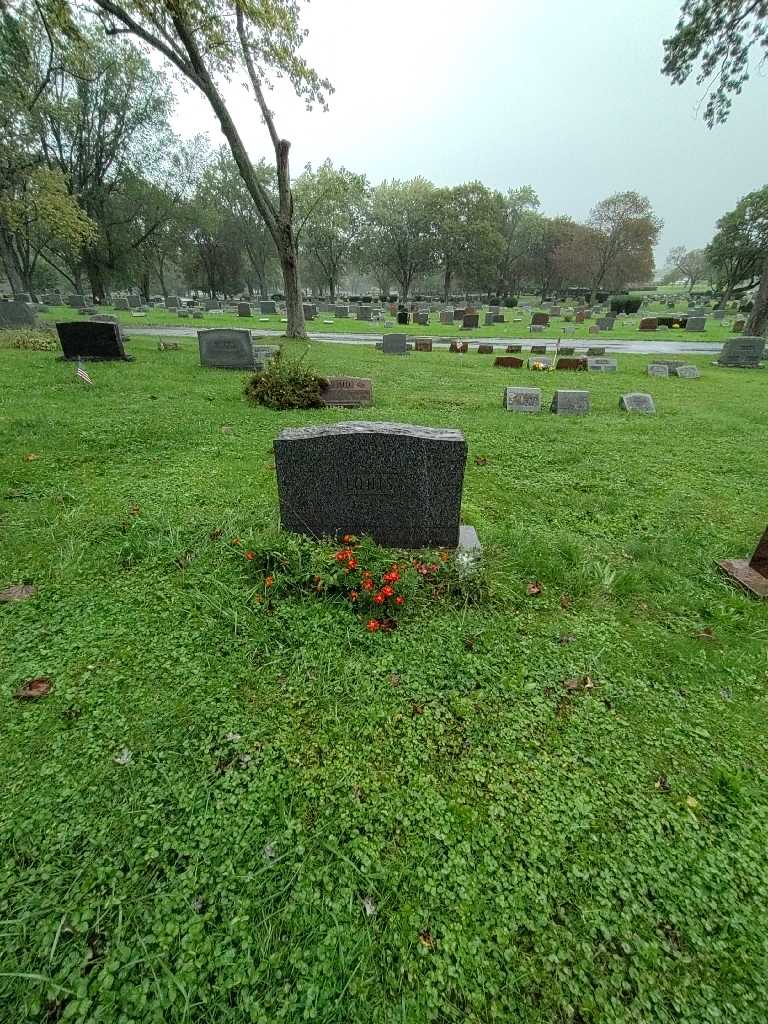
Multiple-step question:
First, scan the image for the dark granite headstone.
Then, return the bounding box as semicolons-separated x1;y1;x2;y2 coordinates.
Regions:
450;341;468;353
620;393;656;413
550;390;590;415
238;302;252;317
685;316;706;332
495;356;523;368
165;296;179;309
716;337;765;368
503;386;541;412
357;306;373;321
506;344;523;353
198;328;267;370
558;346;576;355
462;313;479;329
0;300;37;328
586;346;605;356
531;312;549;327
68;293;87;307
530;345;547;354
258;301;276;315
477;343;494;354
439;311;453;324
718;526;768;598
320;377;373;407
303;304;317;320
274;422;467;548
415;311;429;326
127;295;141;309
415;339;433;352
555;357;587;371
639;317;658;331
56;321;131;361
396;311;409;325
382;333;408;355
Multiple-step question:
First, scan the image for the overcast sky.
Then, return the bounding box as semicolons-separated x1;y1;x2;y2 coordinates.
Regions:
170;0;767;269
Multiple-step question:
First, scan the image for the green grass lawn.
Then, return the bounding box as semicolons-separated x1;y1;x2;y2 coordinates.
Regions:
39;301;741;344
2;336;768;1023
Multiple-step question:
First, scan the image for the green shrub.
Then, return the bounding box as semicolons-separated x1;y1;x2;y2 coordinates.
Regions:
503;296;518;308
0;328;58;351
244;349;326;410
609;295;643;315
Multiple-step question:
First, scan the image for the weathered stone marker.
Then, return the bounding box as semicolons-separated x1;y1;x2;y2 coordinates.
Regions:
503;387;541;413
672;365;700;378
0;300;38;328
382;333;408;355
260;300;277;314
647;363;670;377
477;343;494;354
274;422;467;548
719;527;768;598
550;390;590;415
716;337;765;368
320;377;373;408
415;339;433;352
639;317;658;331
197;328;273;370
620;393;656;413
587;357;618;372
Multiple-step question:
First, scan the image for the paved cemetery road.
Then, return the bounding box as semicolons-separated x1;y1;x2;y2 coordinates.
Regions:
125;325;726;356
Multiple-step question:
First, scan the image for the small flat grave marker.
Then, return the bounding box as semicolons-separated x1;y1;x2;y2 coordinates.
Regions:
320;377;373;408
587;357;618;372
495;356;523;368
719;527;768;599
672;365;700;378
647;363;670;377
550;390;590;415
503;387;541;413
620;392;656;413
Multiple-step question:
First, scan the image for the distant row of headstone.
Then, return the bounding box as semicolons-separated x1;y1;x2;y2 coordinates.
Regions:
503;389;657;414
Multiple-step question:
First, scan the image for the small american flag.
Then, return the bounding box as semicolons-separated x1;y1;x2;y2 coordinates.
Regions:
76;360;93;385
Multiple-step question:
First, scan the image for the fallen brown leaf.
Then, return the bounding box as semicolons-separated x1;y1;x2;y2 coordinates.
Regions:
558;635;576;645
562;676;595;692
526;581;543;597
463;636;476;651
560;593;572;609
696;627;715;640
388;673;401;687
411;702;424;717
14;677;52;700
209;528;223;540
23;453;40;462
419;929;435;949
474;456;488;466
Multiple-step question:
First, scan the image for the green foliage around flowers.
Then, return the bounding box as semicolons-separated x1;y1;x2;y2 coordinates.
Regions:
235;531;487;631
244;347;326;410
0;328;58;351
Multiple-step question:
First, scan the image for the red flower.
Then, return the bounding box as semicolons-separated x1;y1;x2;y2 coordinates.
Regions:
381;585;394;598
265;575;274;587
395;596;405;606
373;593;385;605
347;558;358;570
362;579;374;591
245;550;255;561
366;619;380;632
342;534;355;544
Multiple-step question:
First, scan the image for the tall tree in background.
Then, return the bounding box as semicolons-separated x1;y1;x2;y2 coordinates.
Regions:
493;186;540;296
663;0;768;334
294;161;368;300
432;182;503;299
363;179;436;301
706;187;768;305
59;0;332;337
662;246;711;289
583;192;661;300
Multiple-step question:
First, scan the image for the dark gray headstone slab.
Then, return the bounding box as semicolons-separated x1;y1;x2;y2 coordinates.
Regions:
334;305;350;318
274;422;467;548
530;345;548;354
238;302;251;317
439;311;453;324
382;333;408;355
68;293;87;307
503;387;541;413
685;316;706;332
127;295;141;308
531;312;549;327
198;328;263;370
717;337;765;368
0;300;38;328
56;321;131;361
586;346;605;355
620;392;656;413
462;313;479;329
165;296;179;308
303;303;317;320
550;390;590;415
320;377;373;407
559;346;576;355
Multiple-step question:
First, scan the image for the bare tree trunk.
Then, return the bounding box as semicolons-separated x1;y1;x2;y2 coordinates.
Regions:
443;266;452;302
746;255;768;337
279;231;304;336
329;280;336;301
157;256;168;298
0;227;26;295
140;269;150;303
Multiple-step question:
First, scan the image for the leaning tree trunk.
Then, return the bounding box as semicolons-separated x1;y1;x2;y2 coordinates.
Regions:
0;227;26;295
279;229;305;337
745;256;768;338
443;266;452;302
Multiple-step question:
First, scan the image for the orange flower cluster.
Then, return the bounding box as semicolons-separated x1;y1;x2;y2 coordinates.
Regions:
333;537;407;632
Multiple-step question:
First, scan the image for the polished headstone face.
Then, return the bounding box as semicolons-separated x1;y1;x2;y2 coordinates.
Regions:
495;356;523;368
550;389;590;414
197;328;261;369
531;312;549;326
620;392;656;413
56;321;130;361
717;337;765;367
357;306;372;321
462;313;480;329
237;303;251;317
477;344;494;354
382;333;408;355
320;377;373;407
274;422;467;548
303;304;317;320
639;317;658;331
647;363;670;377
503;386;541;412
165;296;179;308
555;357;587;371
260;301;277;314
506;344;523;353
559;346;576;355
415;339;433;352
685;316;706;331
0;300;37;328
